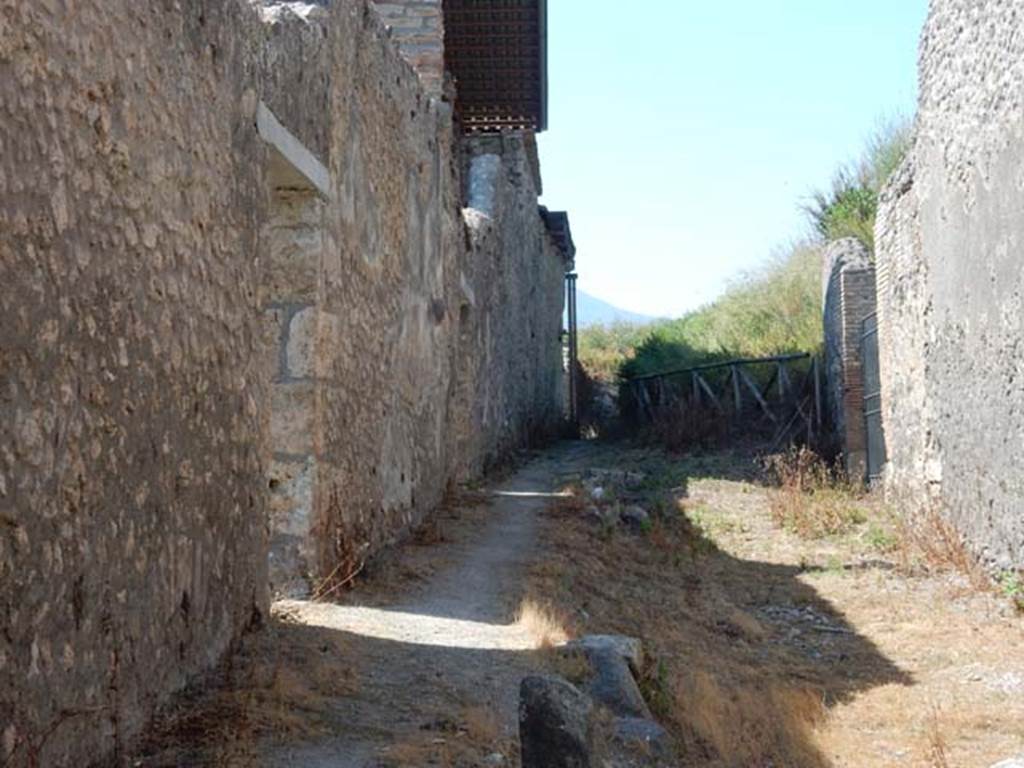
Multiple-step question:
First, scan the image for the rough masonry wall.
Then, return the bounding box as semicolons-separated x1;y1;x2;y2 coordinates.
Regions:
316;16;567;574
1;1;568;763
876;0;1024;570
0;2;270;764
821;239;875;481
449;135;568;481
309;1;463;583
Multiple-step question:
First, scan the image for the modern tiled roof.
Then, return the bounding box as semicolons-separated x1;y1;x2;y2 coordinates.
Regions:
443;0;547;133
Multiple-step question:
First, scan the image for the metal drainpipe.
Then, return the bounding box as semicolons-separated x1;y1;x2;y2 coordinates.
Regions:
566;272;579;436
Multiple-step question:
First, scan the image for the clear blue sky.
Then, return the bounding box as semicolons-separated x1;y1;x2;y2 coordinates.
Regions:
538;1;928;319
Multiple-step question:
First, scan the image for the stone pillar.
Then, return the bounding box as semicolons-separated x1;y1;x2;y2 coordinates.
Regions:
822;238;877;482
371;1;445;95
262;188;326;598
257;103;337;598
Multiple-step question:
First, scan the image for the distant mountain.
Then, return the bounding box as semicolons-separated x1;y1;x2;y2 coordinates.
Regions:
577;290;657;327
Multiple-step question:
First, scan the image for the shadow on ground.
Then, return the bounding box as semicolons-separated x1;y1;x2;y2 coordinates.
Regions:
132;441;913;768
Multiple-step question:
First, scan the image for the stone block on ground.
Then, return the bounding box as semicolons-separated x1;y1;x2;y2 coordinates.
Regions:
585;648;651;719
565;635;644;675
520;675;595;768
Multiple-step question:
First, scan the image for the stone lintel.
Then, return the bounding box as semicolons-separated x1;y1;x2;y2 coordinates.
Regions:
257;101;332;199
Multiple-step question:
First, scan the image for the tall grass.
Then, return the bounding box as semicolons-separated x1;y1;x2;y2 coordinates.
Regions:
803;116;913;253
578;117;912;395
620;243;823;380
578;320;653;383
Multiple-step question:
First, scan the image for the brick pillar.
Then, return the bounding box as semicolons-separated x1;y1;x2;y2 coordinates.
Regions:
371;1;444;96
822;239;877;482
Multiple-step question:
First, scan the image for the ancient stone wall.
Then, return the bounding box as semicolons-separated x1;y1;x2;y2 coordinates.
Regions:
0;2;271;764
821;239;876;481
875;0;1024;570
448;134;569;482
0;1;569;764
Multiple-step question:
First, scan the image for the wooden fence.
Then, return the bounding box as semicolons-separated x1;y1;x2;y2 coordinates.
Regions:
625;353;823;450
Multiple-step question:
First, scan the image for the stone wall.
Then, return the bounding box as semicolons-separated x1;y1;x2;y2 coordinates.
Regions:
0;2;271;764
875;0;1024;570
371;0;445;95
0;1;569;764
821;239;876;481
448;134;569;482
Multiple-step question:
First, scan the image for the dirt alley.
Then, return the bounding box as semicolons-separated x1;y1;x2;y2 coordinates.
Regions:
138;441;1023;767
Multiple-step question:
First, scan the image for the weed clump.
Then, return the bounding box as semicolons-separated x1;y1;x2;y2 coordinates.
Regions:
998;571;1024;613
516;598;572;649
894;507;992;591
761;447;866;538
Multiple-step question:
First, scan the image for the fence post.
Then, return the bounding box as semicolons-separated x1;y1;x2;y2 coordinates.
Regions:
813;356;822;433
732;365;742;413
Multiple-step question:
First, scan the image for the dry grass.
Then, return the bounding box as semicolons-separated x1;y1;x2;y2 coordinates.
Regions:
525;495;841;766
515;597;572;649
923;705;951;768
525;446;1024;767
641;403;727;453
763;447;868;538
895;506;992;591
546;483;588;517
676;670;827;766
377;706;512;768
138;612;359;766
545;648;593;686
765;450;1001;598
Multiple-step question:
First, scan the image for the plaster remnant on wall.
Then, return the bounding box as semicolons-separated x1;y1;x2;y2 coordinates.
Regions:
466;154;503;218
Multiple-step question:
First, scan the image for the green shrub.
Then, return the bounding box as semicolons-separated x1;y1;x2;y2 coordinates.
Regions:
596;115;913;394
620;243;823;381
804;116;912;253
578;321;653;383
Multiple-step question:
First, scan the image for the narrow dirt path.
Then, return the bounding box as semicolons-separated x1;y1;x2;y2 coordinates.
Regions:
260;442;592;767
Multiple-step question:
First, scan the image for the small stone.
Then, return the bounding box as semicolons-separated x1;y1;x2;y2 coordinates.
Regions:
483;753;506;766
586;505;618;527
610;717;676;765
990;758;1024;768
520;675;595;768
620;505;650;530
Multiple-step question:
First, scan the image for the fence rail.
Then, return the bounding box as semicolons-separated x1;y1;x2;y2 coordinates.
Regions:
624;353;822;450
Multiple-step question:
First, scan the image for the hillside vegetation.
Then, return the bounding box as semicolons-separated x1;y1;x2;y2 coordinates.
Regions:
578;117;912;385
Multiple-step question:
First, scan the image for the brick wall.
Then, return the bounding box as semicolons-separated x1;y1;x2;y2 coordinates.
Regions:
371;1;444;95
822;239;877;482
